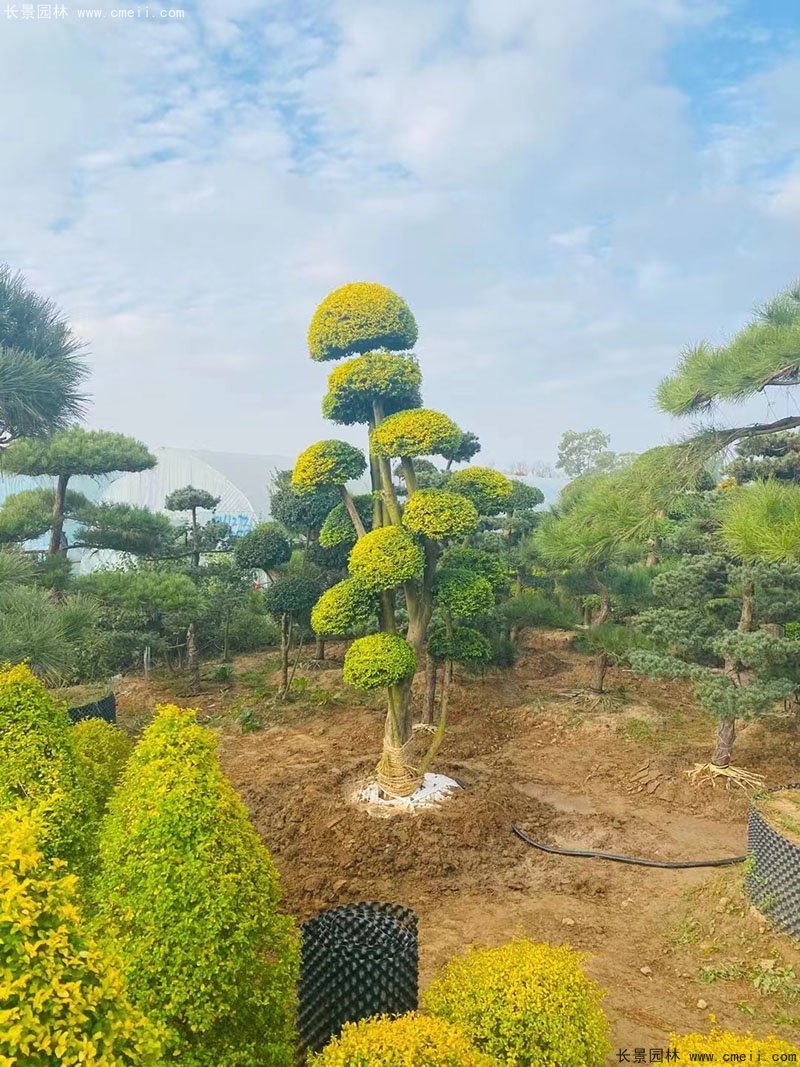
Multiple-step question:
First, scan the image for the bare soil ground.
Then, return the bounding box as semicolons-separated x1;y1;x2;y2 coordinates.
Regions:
115;632;800;1060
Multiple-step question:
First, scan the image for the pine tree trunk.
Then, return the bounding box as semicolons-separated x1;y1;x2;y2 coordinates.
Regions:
422;651;437;725
280;614;289;695
590;651;609;694
711;717;736;768
48;473;69;555
187;623;200;695
739;582;754;632
191;506;200;569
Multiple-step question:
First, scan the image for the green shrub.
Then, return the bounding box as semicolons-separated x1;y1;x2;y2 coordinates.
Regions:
311;578;376;637
319;496;373;548
403;489;479;540
212;663;234;681
96;704;299;1067
0;662;92;869
343;633;417;690
434;569;494;618
311;1013;496;1066
447;467;514;516
423;940;611;1067
0;806;163;1066
233;522;291;572
72;719;133;815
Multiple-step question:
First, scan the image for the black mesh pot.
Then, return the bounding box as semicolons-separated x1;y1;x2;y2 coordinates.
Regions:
747;784;800;940
67;692;116;725
298;902;418;1057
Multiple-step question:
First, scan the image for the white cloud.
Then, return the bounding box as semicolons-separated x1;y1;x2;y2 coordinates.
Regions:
1;0;799;467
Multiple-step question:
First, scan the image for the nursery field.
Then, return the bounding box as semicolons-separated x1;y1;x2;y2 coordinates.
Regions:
114;632;800;1058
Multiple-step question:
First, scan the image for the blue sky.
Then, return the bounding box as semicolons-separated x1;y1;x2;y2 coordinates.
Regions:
2;0;799;469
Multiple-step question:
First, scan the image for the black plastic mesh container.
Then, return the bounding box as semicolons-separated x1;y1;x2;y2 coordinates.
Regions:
298;902;418;1057
747;783;800;940
68;692;116;725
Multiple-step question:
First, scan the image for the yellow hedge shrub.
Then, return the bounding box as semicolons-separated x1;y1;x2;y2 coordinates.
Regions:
72;719;133;815
447;467;514;517
423;940;611;1067
371;409;463;459
310;1012;497;1066
343;632;417;690
0;806;162;1067
95;705;299;1067
0;662;91;870
311;578;376;637
308;282;418;362
670;1028;800;1060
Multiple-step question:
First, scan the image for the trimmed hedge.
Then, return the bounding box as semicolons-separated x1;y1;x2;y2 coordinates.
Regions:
0;806;163;1067
310;1013;496;1066
308;282;418;362
96;704;299;1067
423;940;610;1067
293;440;367;493
343;633;417;691
0;662;92;870
348;526;424;592
72;718;133;815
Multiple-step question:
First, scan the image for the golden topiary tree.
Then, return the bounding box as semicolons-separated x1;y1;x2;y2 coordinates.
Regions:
294;282;512;798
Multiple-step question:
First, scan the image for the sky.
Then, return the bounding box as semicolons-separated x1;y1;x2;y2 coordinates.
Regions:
2;0;800;470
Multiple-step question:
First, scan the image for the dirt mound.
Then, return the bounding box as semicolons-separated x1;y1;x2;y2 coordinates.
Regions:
517;651;570;679
229;750;553;920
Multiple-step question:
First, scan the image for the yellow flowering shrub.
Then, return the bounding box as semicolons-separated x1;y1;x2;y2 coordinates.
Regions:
423;940;611;1067
0;806;163;1067
311;578;376;637
403;489;479;540
72;719;133;815
293;440;367;493
343;632;417;690
95;704;299;1067
371;409;463;459
670;1028;800;1059
310;1013;497;1066
447;468;514;516
348;526;424;591
308;282;418;362
322;351;422;425
0;662;91;869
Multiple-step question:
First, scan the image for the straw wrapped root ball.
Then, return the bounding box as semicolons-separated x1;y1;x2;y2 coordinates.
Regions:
343;633;417;691
308;282;418;362
292;440;367;493
371;409;463;459
403;488;479;541
311;578;376;637
423;939;611;1067
447;467;514;516
310;1013;497;1066
348;525;424;591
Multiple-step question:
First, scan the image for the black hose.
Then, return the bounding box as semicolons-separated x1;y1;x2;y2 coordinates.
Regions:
511;823;747;869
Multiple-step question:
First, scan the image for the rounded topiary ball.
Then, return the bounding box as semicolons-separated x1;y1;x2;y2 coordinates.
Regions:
434;569;494;618
322;352;422;426
292;440;367;493
319;497;373;549
371;409;463;459
308;282;418;362
311;579;375;637
402;489;479;541
263;573;321;619
428;625;492;665
310;1012;495;1066
342;633;417;690
447;467;514;516
233;522;292;572
348;526;424;592
423;939;611;1067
